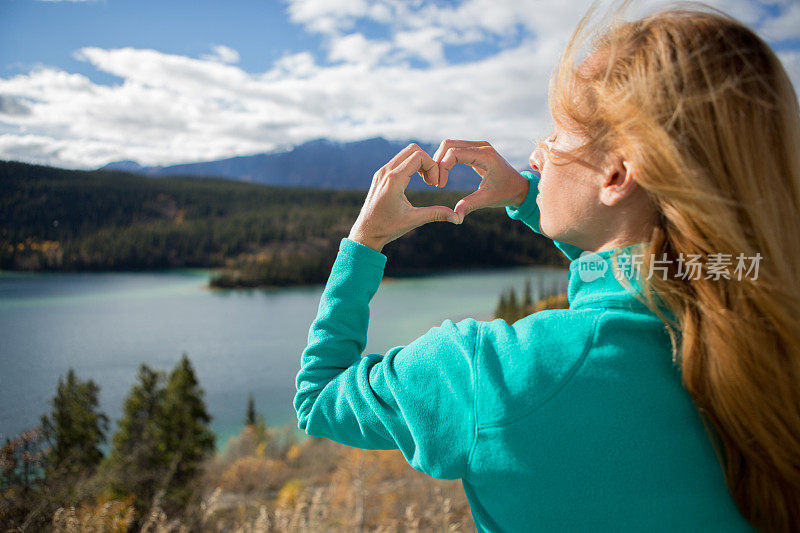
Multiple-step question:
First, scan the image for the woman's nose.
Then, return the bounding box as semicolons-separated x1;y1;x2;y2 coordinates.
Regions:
530;147;543;172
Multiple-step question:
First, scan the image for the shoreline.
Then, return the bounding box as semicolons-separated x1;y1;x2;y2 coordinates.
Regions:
2;262;569;290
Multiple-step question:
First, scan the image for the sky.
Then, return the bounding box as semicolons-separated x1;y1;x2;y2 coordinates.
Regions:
0;0;799;170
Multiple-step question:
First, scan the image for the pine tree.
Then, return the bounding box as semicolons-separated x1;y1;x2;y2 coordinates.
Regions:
160;352;215;510
107;364;169;514
0;428;45;527
495;292;507;320
245;393;257;427
106;355;215;520
40;369;109;476
522;278;533;312
508;287;519;323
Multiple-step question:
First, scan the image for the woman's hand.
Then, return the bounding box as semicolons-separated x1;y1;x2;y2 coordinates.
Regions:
433;140;530;221
348;144;461;253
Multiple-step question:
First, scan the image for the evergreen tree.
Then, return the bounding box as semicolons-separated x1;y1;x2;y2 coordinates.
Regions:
107;364;169;514
106;355;214;520
0;428;45;527
495;292;508;320
245;393;257;427
507;287;520;323
522;278;533;311
160;352;215;510
40;369;109;476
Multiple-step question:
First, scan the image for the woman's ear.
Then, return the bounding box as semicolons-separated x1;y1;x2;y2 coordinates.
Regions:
599;154;638;207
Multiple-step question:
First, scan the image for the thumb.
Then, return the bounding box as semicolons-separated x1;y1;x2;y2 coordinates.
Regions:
411;205;461;226
454;189;491;219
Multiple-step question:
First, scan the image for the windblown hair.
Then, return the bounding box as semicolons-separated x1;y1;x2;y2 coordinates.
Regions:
541;1;800;530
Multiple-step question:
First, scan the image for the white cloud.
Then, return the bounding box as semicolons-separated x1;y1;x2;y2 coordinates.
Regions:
327;33;392;66
284;0;374;35
778;50;800;98
200;45;241;64
759;2;800;41
1;0;799;170
0;41;553;169
394;27;447;66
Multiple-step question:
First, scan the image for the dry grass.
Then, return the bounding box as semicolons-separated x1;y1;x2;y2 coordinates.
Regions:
51;494;135;532
50;423;476;532
199;430;476;532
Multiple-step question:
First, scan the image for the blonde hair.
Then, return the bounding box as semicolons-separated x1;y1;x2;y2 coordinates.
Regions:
542;1;800;530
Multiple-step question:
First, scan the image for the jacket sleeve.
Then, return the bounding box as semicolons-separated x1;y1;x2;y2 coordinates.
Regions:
506;170;585;261
294;237;478;480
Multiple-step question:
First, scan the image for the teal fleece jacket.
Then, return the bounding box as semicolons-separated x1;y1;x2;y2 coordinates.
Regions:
294;170;753;531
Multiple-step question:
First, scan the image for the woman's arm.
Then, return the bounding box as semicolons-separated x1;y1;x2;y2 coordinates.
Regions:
506;170;585;261
294;237;478;480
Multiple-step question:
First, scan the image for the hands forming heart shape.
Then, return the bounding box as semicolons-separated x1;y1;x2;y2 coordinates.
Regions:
348;140;531;253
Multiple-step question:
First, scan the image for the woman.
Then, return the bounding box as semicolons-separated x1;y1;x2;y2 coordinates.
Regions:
294;3;800;531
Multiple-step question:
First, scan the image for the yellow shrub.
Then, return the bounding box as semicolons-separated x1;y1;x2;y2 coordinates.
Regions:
218;456;290;493
276;478;304;508
52;494;135;533
255;441;267;458
285;444;301;461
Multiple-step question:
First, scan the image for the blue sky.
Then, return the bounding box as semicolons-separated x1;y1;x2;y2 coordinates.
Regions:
0;0;798;169
0;1;326;84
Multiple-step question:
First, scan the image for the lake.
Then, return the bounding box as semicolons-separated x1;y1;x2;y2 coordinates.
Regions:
0;264;568;450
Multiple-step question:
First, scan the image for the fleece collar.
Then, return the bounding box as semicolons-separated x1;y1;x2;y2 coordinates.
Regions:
566;242;674;323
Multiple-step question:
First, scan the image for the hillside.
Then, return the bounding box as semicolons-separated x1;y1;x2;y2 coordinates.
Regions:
0;160;568;287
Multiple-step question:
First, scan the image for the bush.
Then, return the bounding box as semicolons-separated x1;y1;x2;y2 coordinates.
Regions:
276;479;304;508
219;457;290;494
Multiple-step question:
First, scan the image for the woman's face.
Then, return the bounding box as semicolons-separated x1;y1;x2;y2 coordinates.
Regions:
529;123;606;250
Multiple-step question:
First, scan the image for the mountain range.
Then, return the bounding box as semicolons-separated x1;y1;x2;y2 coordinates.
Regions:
100;137;489;191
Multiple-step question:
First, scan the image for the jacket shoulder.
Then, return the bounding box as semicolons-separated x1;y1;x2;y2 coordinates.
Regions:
476;309;603;427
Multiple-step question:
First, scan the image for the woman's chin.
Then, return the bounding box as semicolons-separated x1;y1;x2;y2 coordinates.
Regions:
538;220;553;239
539;220;570;243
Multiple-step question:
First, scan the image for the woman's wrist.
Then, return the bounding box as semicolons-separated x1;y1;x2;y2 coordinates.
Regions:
347;230;384;253
510;179;530;208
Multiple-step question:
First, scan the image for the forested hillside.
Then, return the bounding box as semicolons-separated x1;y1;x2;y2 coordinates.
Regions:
0;160;568;287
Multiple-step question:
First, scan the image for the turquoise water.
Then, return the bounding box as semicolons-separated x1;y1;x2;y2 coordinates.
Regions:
0;265;568;450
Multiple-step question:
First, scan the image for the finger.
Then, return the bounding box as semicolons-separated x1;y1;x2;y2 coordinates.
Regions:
454;188;492;219
388;143;438;187
433;139;489;163
409;205;461;228
387;143;424;172
390;150;439;190
439;146;491;188
374;143;424;185
416;169;437;187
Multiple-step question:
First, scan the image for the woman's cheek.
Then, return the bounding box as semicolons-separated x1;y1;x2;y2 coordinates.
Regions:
536;175;555;235
537;192;553;237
